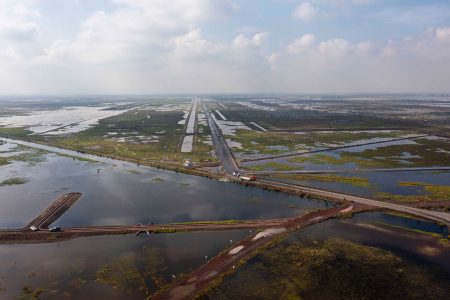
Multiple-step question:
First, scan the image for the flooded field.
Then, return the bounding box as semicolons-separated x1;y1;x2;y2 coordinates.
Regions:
1;96;449;299
205;213;450;300
0;141;329;229
267;171;450;200
0;230;250;299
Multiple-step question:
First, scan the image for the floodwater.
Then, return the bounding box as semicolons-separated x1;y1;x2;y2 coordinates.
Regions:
269;170;450;198
0;230;250;299
0;145;329;229
208;213;450;299
1;139;449;299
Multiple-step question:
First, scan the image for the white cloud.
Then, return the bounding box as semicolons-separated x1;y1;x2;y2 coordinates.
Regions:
287;34;316;53
0;1;40;42
436;27;450;42
318;38;351;56
233;32;269;48
266;27;450;93
0;1;449;94
294;3;317;22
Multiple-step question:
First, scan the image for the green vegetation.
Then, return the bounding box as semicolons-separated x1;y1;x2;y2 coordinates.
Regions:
192;135;217;162
246;161;301;171
222;104;415;131
308;138;450;168
0;157;10;166
21;108;218;165
0;127;32;138
96;246;167;296
0;177;28;186
18;286;47;300
287;156;309;163
399;181;450;199
149;177;166;183
376;181;450;202
273;173;370;187
227;129;405;155
205;238;450;300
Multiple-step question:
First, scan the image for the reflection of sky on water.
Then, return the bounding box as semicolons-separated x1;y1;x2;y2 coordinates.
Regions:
0;230;249;299
271;171;449;198
0;148;328;229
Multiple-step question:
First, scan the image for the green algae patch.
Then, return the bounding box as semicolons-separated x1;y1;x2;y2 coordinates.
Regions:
19;286;47;300
308;137;450;168
204;238;450;300
0;127;33;138
399;182;450;200
273;173;370;188
228;129;405;155
0;177;28;186
376;181;450;202
0;157;10;166
149;177;166;183
95;246;167;297
246;162;301;171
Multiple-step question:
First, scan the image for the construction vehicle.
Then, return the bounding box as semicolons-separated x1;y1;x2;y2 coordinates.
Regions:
239;175;256;181
232;171;255;181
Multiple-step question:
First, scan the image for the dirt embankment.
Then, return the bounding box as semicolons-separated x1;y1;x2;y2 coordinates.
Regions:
151;203;373;300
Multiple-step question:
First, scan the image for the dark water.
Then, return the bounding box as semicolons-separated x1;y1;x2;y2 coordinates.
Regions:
270;170;450;198
1;141;449;299
0;230;250;300
207;214;450;300
0;148;330;229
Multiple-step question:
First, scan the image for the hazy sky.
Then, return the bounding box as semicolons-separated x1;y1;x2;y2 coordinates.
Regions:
1;0;450;94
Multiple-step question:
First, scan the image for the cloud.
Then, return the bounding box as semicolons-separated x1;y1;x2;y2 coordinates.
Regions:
266;27;450;93
287;34;316;53
294;3;318;22
0;2;40;42
318;38;351;56
0;1;449;94
233;32;269;48
374;5;450;25
436;27;450;42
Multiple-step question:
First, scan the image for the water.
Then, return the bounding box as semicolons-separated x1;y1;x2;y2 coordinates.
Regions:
0;139;329;229
1;139;449;299
270;170;450;198
0;230;250;299
207;214;450;299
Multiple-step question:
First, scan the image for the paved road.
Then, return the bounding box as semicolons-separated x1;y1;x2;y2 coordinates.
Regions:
247;166;450;175
258;179;450;226
201;101;450;226
202;101;239;174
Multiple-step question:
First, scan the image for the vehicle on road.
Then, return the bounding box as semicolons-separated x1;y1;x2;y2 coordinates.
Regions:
29;226;39;232
239;175;256;181
49;226;61;232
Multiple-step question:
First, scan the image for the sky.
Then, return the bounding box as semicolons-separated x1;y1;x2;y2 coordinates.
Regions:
0;0;450;94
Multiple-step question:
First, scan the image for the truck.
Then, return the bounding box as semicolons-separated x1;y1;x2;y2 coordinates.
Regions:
239;175;256;181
